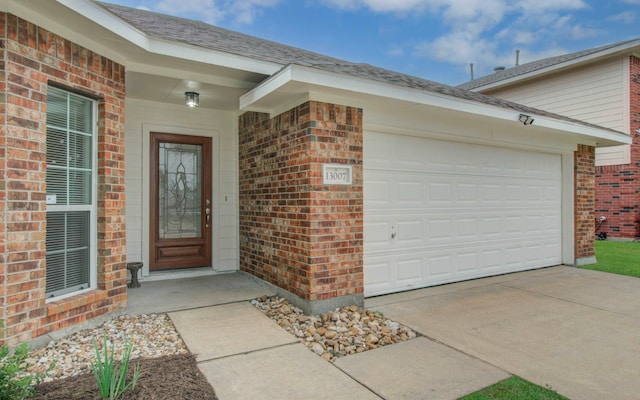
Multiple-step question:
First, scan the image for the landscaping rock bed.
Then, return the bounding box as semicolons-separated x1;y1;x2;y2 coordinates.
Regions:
252;295;417;362
23;313;189;381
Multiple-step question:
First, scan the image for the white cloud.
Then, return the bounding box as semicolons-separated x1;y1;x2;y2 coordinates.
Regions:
388;0;593;80
228;0;282;24
154;0;282;24
386;45;404;57
156;0;224;23
513;31;537;45
607;11;635;24
413;32;500;68
570;25;600;39
321;0;430;13
319;0;589;61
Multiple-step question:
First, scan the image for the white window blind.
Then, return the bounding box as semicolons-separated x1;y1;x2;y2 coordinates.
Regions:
45;87;95;297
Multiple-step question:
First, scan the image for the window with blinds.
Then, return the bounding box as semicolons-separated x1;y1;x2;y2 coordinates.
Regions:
45;87;96;298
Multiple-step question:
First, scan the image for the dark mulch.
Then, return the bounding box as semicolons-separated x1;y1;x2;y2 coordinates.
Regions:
31;354;217;400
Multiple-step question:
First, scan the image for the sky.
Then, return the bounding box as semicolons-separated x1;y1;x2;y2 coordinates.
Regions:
105;0;640;85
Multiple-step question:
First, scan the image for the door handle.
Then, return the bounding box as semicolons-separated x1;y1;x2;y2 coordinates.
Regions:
205;207;211;227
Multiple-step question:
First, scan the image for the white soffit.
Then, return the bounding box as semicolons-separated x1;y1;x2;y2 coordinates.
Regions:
240;64;631;147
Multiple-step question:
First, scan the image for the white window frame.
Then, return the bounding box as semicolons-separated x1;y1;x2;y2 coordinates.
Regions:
45;87;98;300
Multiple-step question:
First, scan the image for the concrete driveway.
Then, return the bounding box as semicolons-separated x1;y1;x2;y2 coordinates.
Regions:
367;266;640;400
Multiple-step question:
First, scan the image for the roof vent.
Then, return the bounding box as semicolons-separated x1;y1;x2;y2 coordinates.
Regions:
494;66;506;72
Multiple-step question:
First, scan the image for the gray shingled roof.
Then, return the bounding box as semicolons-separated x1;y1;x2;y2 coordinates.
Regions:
99;2;624;134
458;39;640;91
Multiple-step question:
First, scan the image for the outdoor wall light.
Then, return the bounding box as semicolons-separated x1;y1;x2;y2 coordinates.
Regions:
185;91;199;108
518;113;534;125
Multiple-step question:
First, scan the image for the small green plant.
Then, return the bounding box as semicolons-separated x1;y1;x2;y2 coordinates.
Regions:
1;342;36;400
92;335;141;400
0;323;50;400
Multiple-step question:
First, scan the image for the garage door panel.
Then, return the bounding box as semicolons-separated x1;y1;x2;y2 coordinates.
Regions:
397;258;423;281
429;253;454;278
429;218;452;240
458;251;479;272
366;212;560;252
366;133;560;178
365;132;562;296
458;217;479;237
365;261;393;293
397;181;423;203
364;217;392;251
397;219;423;243
368;173;559;210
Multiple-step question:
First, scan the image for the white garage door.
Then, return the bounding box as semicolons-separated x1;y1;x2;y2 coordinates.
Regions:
364;132;562;296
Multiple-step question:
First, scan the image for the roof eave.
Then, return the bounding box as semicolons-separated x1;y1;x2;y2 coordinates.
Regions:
241;64;631;147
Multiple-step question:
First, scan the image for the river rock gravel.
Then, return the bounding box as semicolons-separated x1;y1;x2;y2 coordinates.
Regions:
22;313;188;382
21;297;416;383
252;296;417;362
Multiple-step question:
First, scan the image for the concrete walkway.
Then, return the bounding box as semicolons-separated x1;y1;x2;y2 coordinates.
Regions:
128;267;640;399
367;266;640;400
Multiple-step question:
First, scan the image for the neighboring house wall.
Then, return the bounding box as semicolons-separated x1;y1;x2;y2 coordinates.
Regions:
0;13;127;345
124;99;239;275
239;101;364;314
595;56;640;239
485;58;629;166
482;56;639;239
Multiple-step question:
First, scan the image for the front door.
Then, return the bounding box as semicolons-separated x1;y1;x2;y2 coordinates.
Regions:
150;132;212;271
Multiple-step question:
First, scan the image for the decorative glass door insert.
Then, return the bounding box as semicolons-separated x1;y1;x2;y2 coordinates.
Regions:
159;142;202;239
150;133;212;271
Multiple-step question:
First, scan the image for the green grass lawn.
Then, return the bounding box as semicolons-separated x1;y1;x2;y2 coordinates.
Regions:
459;376;569;400
580;240;640;278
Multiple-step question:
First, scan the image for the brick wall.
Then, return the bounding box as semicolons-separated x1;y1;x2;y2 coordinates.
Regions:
0;13;127;346
239;101;363;314
575;144;596;263
595;56;640;239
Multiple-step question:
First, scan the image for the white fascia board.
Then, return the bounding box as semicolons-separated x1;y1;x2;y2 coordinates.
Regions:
58;0;150;48
144;38;280;76
58;0;281;75
532;118;631;146
240;64;631;146
239;66;294;110
472;40;640;92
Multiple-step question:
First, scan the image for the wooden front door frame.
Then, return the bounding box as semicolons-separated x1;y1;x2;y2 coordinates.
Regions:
149;132;212;271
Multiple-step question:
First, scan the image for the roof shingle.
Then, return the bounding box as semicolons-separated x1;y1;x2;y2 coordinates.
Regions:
99;2;626;134
457;39;640;91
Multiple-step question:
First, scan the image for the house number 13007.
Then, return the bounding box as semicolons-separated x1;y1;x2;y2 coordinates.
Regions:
323;164;352;185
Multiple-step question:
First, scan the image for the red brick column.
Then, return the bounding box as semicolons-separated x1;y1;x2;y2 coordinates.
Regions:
0;12;6;342
239;101;363;314
594;56;640;239
575;144;596;265
0;14;126;346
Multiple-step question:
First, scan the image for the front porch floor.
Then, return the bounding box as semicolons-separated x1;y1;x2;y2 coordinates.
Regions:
126;272;273;315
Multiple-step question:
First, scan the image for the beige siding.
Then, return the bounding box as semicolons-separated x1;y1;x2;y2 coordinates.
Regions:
486;58;629;166
124;99;239;275
595;145;630;166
